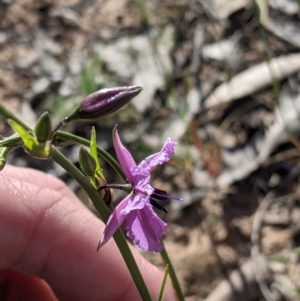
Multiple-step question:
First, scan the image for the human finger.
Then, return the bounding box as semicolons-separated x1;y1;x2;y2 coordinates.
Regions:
0;168;177;301
1;164;78;201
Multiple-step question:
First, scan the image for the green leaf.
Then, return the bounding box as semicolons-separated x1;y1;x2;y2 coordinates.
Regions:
89;127;112;205
8;119;52;159
157;264;169;301
34;112;52;143
8;119;38;151
79;147;97;176
90;127;104;178
160;246;185;301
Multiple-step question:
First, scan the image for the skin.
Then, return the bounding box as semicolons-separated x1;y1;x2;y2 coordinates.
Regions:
0;165;178;301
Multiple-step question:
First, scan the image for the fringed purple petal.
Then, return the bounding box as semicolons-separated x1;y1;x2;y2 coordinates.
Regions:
112;126;137;183
105;131;181;252
125;203;167;252
99;194;131;248
137;138;177;173
122;193;149;213
131;173;154;195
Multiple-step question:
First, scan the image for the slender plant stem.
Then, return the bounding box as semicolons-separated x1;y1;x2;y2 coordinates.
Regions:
0;104;31;131
157;264;169;301
0;147;12;157
51;148;152;301
0;147;12;169
0;134;22;148
160;246;185;301
54;131;126;181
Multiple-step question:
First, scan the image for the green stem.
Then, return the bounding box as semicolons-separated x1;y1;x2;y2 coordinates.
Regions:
54;131;126;181
51;148;152;301
0;147;11;170
160;246;185;301
0;104;31;131
0;134;22;148
157;264;169;301
0;147;12;157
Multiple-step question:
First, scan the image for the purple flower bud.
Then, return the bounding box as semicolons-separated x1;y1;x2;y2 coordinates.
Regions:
51;86;142;136
76;85;142;120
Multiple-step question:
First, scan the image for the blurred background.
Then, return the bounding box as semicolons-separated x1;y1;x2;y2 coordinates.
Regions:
1;1;300;300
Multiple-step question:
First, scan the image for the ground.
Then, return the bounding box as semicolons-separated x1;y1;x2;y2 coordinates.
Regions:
1;1;300;300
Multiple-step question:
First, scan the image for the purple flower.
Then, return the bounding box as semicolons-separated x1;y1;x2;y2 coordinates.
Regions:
99;126;182;252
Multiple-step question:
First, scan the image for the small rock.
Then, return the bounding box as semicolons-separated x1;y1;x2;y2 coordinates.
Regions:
187;88;201;115
58;76;78;97
202;38;240;69
68;52;83;75
15;48;39;69
31;77;51;95
50;7;82;27
34;30;63;56
40;53;65;83
0;31;8;45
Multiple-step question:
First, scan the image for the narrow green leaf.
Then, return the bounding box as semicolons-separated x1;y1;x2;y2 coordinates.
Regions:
160;246;185;301
8;119;37;150
35;112;52;143
157;264;169;301
90;127;104;178
8;119;52;159
79;147;97;176
89;127;112;204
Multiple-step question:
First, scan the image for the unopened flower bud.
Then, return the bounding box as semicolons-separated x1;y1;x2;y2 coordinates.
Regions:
79;147;97;176
67;85;143;122
35;112;52;143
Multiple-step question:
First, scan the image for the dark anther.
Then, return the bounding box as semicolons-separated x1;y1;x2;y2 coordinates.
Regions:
150;198;168;213
152;188;169;201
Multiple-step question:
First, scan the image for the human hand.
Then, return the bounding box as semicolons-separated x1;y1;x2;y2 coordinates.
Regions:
0;165;177;301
